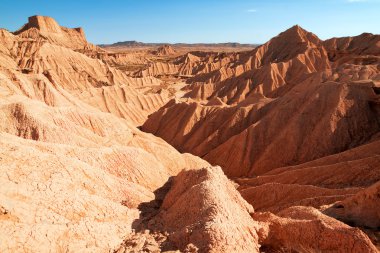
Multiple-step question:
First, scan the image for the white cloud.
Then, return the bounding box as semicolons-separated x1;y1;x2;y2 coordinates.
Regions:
246;9;257;13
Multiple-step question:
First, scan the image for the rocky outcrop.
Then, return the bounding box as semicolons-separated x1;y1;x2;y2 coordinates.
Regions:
152;167;261;252
14;16;92;50
154;45;176;56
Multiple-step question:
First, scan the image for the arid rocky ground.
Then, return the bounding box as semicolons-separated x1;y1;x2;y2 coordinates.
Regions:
0;16;379;252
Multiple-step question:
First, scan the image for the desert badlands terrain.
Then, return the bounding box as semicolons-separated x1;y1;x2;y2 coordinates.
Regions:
0;15;379;252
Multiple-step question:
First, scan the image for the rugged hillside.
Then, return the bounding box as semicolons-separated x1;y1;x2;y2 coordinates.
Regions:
1;16;379;252
143;26;380;177
0;16;210;252
2;16;182;126
141;26;380;250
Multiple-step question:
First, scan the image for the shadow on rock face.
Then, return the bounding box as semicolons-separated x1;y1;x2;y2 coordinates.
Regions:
132;176;173;231
118;176;179;253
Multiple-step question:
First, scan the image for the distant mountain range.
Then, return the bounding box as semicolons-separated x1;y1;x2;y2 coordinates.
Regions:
99;40;258;48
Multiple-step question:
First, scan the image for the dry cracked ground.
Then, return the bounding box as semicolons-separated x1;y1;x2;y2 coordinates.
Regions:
0;15;379;253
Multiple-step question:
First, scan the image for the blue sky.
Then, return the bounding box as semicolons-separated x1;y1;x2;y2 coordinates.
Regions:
1;0;379;44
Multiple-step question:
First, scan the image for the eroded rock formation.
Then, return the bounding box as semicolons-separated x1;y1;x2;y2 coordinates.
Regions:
142;26;380;178
1;15;379;252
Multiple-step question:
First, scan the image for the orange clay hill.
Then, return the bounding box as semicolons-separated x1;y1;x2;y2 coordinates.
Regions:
0;16;379;253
